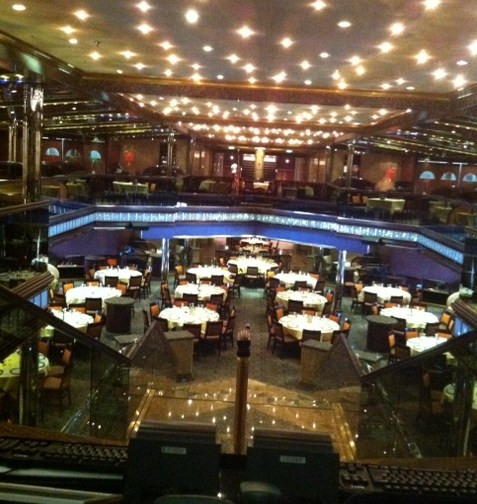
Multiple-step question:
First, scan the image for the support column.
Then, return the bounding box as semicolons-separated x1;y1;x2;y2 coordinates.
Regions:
22;84;44;202
345;143;355;188
19;337;40;426
334;249;346;312
161;238;170;283
255;147;265;181
166;133;175;176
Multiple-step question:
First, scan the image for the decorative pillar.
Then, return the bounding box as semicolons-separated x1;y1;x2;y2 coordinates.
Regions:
19;337;40;426
22;83;43;202
345;143;355;188
161;238;170;283
324;145;333;184
255;148;265;181
334;249;346;312
233;324;251;455
166;133;175;176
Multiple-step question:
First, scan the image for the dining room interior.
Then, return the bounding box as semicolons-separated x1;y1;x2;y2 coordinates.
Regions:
2;1;477;502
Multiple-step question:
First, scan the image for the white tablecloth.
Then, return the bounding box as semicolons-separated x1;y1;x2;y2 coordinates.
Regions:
49;310;94;333
174;283;227;302
274;272;318;289
359;285;411;305
65;286;122;308
279;314;340;342
94;267;142;285
159;306;220;333
366;198;406;214
0;350;49;379
380;307;438;330
275;290;327;312
227;257;278;275
406;335;448;356
187;266;232;283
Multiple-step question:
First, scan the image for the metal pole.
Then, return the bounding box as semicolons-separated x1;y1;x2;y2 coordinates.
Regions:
233;325;251;455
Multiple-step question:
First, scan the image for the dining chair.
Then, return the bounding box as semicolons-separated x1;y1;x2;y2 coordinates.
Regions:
210;274;224;286
287;299;304;314
362;291;378;316
49;347;73;376
230;274;243;299
244;266;261;287
271;322;299;358
84;297;103;316
202;320;223;355
313;279;326;293
62;282;74;294
183;293;199;305
183;322;202;356
424;321;440;336
389;295;404;306
42;364;73;411
86;321;105;340
160;281;173;309
186;271;197;283
149;301;160;320
142;308;152;333
221;313;237;350
104;276;119;287
127;275;143;300
228;263;239;275
208;293;224;311
68;303;86;313
157;316;170;333
301;328;321;342
293;280;308;291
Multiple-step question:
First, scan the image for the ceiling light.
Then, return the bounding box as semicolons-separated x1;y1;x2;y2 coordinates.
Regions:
378;42;393;53
69;38;78;45
304;80;312;85
337;20;351;28
320;52;329;58
228;54;240;64
203;45;213;52
311;0;327;11
280;37;293;48
248;77;257;84
453;74;467;88
185;9;199;23
12;4;26;11
355;65;365;76
243;63;256;73
415;49;431;64
432;68;446;79
164;69;173;77
167;54;180;64
89;51;101;61
121;51;136;59
423;0;441;10
468;40;477;56
217;74;224;80
137;1;152;12
74;9;89;21
300;60;311;70
237;25;254;39
349;55;361;66
457;60;468;66
159;41;172;50
134;63;146;70
272;72;286;83
389;22;404;36
137;23;153;35
191;73;202;81
61;26;75;35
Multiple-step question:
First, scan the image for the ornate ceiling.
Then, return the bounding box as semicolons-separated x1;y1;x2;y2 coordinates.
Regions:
1;0;477;158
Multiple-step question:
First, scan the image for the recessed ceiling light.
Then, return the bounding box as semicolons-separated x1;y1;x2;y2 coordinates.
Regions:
137;23;153;35
415;49;431;64
12;4;26;11
423;0;441;10
228;54;240;64
74;9;89;21
337;20;351;28
389;22;405;36
457;60;468;66
136;1;152;13
320;52;329;58
69;38;78;45
311;1;327;11
378;42;393;53
89;51;101;61
203;45;213;52
185;9;199;23
237;25;254;39
280;37;293;48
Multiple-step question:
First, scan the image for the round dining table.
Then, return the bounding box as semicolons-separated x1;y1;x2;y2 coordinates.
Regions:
275;290;327;312
0;350;50;397
279;313;340;342
274;272;318;290
49;309;94;332
406;335;449;356
159;306;220;333
174;283;227;302
187;266;232;284
359;285;411;305
380;306;438;330
65;285;122;309
227;257;278;275
94;267;143;286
